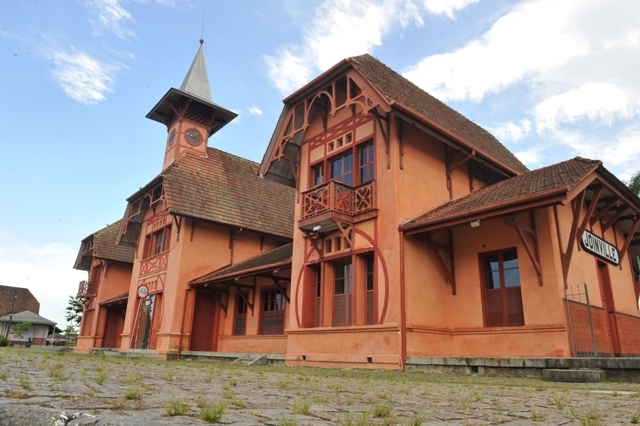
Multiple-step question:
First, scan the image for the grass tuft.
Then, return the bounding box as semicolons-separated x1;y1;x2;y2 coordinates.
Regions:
166;398;189;416
200;401;227;423
292;399;311;415
373;405;392;418
124;388;143;400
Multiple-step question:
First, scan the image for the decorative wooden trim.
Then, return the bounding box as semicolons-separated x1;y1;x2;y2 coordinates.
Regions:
415;233;456;295
446;148;475;199
502;214;542;285
209;289;228;317
576;186;604;250
396;115;413;170
619;216;640;263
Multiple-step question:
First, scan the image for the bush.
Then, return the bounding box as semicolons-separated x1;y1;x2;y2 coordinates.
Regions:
0;337;9;347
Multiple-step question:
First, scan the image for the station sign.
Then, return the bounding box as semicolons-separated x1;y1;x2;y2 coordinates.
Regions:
580;230;620;266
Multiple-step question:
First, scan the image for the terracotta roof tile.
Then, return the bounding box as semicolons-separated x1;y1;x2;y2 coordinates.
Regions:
92;220;135;264
163;148;295;239
190;243;292;285
403;157;601;229
347;54;528;174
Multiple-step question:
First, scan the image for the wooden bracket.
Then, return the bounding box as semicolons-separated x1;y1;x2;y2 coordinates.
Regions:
302;229;324;258
373;110;390;169
576;187;603;250
415;231;456;295
190;219;196;242
503;213;543;285
446;148;475;199
601;204;628;233
590;196;617;226
396;117;414;170
173;215;182;242
231;283;255;315
555;189;586;286
619;215;640;263
209;289;228;317
266;276;290;304
333;220;354;250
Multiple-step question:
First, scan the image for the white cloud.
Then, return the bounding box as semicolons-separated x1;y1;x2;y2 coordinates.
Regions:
50;50;123;105
404;0;591;102
423;0;479;19
535;83;638;131
0;231;86;328
514;148;543;167
89;0;135;39
248;106;263;115
265;0;475;95
492;119;532;142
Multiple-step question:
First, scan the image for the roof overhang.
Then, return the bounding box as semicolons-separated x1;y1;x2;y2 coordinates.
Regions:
146;88;237;136
401;166;640;268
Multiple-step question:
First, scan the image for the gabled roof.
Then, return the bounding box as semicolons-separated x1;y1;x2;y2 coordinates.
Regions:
127;148;295;240
190;243;292;285
74;220;135;270
260;54;527;183
346;54;527;175
402;157;602;233
0;310;56;326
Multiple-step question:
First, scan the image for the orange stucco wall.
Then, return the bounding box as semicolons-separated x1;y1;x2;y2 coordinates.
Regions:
75;259;132;354
119;199;286;358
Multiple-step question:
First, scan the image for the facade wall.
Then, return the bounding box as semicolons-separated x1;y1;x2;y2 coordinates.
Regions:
119;200;285;357
285;92;493;367
404;209;570;358
553;200;640;356
76;259;132;353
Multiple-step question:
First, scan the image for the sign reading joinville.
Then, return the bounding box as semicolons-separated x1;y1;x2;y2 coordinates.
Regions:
580;230;620;266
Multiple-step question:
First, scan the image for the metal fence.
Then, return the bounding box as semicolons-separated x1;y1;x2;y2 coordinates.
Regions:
564;283;598;357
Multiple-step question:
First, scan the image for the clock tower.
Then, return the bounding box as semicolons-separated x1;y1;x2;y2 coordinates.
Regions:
146;40;237;171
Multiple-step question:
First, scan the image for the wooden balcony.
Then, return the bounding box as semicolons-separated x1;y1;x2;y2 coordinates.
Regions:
77;280;98;299
299;180;376;231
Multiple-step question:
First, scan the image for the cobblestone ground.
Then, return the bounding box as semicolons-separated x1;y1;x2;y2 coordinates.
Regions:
1;348;640;425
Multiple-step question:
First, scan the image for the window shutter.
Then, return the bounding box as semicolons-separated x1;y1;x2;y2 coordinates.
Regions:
366;290;374;325
333;294;346;326
505;287;525;326
315;297;321;327
485;289;504;327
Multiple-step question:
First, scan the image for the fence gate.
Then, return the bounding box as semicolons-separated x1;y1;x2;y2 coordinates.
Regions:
564;284;598;357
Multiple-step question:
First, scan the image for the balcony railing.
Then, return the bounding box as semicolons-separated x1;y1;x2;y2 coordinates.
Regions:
301;180;376;221
77;280;98;299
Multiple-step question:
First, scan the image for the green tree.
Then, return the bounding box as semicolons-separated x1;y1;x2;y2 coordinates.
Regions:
65;296;84;329
627;170;640;196
11;322;31;339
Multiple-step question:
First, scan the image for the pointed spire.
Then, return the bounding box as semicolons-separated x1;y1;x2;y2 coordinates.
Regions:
179;40;213;102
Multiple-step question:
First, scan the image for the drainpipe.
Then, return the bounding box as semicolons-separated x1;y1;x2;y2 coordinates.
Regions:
399;231;407;371
178;288;190;360
5;290;17;338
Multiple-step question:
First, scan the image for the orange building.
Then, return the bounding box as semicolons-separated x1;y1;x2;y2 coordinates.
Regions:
75;42;295;360
74;220;134;351
76;48;640;369
259;54;640;369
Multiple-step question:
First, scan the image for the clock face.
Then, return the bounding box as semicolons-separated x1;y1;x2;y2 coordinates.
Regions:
185;128;202;145
167;129;177;146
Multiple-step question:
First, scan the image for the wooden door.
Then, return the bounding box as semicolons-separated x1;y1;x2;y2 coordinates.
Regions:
102;309;120;348
191;292;216;352
597;261;621;356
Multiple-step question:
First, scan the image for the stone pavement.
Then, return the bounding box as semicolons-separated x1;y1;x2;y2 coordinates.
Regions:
1;348;640;425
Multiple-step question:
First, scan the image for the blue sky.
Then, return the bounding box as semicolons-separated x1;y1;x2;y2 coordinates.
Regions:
1;0;638;327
